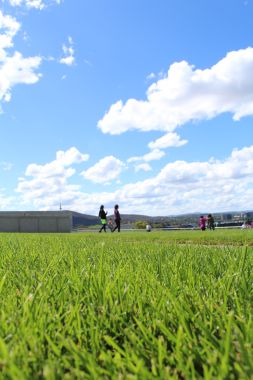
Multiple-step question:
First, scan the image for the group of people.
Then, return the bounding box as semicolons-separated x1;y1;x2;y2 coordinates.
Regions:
98;204;121;233
198;214;215;231
241;221;253;229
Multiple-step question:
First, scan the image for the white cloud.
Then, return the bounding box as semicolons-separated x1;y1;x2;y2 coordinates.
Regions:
1;52;42;97
148;132;188;150
98;47;253;135
146;72;156;80
7;0;62;9
9;0;45;9
113;145;253;215
16;147;89;206
128;148;165;163
14;145;253;215
0;189;14;209
0;10;20;57
134;163;152;172
25;147;89;178
56;147;89;166
78;145;253;214
60;36;75;66
60;55;74;66
81;156;125;184
0;10;42;108
0;161;13;171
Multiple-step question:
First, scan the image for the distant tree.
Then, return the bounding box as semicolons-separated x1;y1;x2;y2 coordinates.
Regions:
152;222;168;228
135;221;148;229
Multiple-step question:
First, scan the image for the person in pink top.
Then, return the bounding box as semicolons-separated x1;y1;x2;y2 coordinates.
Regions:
199;216;207;231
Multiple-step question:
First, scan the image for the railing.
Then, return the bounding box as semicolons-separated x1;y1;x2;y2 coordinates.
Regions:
72;225;249;233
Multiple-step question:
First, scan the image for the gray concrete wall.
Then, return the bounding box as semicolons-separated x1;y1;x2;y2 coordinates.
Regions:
0;211;72;232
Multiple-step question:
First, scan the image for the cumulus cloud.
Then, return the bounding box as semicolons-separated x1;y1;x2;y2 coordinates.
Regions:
16;147;89;207
115;145;253;215
16;152;123;211
148;132;188;150
98;47;253;135
0;161;13;171
0;10;42;108
134;163;152;172
81;156;125;184
127;148;165;163
15;145;253;216
146;72;156;80
56;147;88;166
24;147;89;178
7;0;62;9
60;36;75;66
0;10;20;58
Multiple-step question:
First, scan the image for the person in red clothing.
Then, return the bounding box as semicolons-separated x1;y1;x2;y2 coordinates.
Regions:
199;215;207;231
112;204;121;232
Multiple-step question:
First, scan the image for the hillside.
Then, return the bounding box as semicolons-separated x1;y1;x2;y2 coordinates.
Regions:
71;211;100;227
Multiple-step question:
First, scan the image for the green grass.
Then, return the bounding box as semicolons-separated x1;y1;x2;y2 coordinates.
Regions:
0;231;253;379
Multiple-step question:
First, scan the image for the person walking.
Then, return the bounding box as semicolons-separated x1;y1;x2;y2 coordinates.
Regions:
98;205;107;232
207;214;215;230
112;204;121;232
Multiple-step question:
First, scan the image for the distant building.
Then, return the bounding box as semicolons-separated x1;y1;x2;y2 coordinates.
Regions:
0;211;72;233
221;213;232;221
233;215;242;221
244;212;253;220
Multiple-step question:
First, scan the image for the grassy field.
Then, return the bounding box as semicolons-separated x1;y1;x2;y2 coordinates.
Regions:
0;230;252;379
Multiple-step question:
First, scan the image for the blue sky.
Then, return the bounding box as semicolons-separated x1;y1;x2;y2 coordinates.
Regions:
1;0;253;216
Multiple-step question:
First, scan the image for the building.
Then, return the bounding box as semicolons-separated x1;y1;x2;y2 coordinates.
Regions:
0;211;72;233
244;212;253;221
221;213;232;221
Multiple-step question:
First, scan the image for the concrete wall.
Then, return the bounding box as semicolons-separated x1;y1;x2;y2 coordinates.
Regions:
0;211;72;233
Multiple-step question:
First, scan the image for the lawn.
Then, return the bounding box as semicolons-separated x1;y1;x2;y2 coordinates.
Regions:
0;230;252;379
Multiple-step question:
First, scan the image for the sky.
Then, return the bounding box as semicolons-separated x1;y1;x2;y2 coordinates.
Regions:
0;0;253;216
